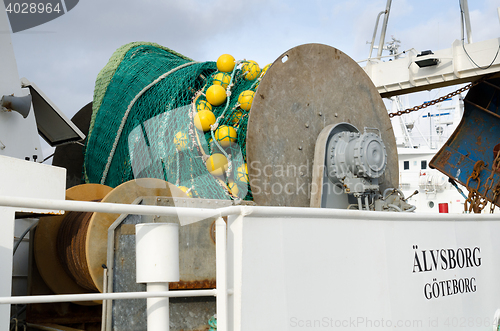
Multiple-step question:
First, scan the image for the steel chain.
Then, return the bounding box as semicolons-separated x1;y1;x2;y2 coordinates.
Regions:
491;185;500;213
486;148;500;213
465;161;485;213
388;77;487;118
464;149;500;213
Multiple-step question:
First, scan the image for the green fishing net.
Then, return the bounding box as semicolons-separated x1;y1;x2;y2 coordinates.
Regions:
84;42;269;200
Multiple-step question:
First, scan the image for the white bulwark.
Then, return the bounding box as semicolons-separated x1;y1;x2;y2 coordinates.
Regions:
227;208;500;330
0;155;66;330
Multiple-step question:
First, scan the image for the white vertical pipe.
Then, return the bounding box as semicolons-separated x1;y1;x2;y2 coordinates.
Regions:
136;223;179;283
136;223;179;331
461;0;473;44
368;11;385;59
146;283;170;331
215;217;227;331
101;267;108;331
377;0;392;58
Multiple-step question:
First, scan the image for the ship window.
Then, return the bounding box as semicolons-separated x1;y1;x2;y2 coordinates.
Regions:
421;160;427;170
404;161;409;170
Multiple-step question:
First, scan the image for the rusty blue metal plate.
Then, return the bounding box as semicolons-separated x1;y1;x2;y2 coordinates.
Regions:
430;77;500;208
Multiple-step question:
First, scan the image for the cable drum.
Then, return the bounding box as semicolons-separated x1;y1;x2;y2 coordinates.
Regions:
34;184;113;305
56;209;98;292
34;181;187;303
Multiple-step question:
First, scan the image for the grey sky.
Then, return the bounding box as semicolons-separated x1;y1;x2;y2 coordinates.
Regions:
7;0;500;156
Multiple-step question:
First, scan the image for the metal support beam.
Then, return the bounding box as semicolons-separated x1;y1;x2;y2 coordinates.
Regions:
362;38;500;98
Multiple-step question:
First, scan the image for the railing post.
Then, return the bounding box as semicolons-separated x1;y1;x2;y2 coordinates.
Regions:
216;217;227;331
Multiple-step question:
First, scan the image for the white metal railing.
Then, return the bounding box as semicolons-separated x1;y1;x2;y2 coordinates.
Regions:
1;195;499;221
0;196;239;331
0;289;218;304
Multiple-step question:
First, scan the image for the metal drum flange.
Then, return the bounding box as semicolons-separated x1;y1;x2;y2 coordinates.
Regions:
86;178;187;293
34;179;187;303
34;183;113;305
247;43;398;207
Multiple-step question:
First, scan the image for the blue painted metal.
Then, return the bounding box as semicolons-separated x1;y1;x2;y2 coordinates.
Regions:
422;112;450;118
430;77;500;208
424;98;452;103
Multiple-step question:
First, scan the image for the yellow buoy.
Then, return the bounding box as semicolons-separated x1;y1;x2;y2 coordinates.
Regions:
214;125;237;147
177;186;192;197
206;153;228;177
227;180;239;196
260;63;271;77
216;54;235;73
255;63;271;89
242;60;261;80
236;163;248;183
213;72;231;89
194;110;216;132
206;85;227;106
173;132;189;151
196;100;212;112
231;111;243;125
238;90;255;111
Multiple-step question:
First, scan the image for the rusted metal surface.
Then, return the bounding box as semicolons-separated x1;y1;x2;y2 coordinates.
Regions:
247;43;398;207
432;149;453;170
169;279;216;290
430;77;500;208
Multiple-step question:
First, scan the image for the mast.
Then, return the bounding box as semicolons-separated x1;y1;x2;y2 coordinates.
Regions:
377;0;392;58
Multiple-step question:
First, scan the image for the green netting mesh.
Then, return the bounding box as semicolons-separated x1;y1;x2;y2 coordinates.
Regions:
84;42;269;200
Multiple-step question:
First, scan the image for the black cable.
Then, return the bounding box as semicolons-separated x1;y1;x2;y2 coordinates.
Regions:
463;43;500;70
13;221;38;256
449;177;468;200
459;0;500;70
42;152;54;163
